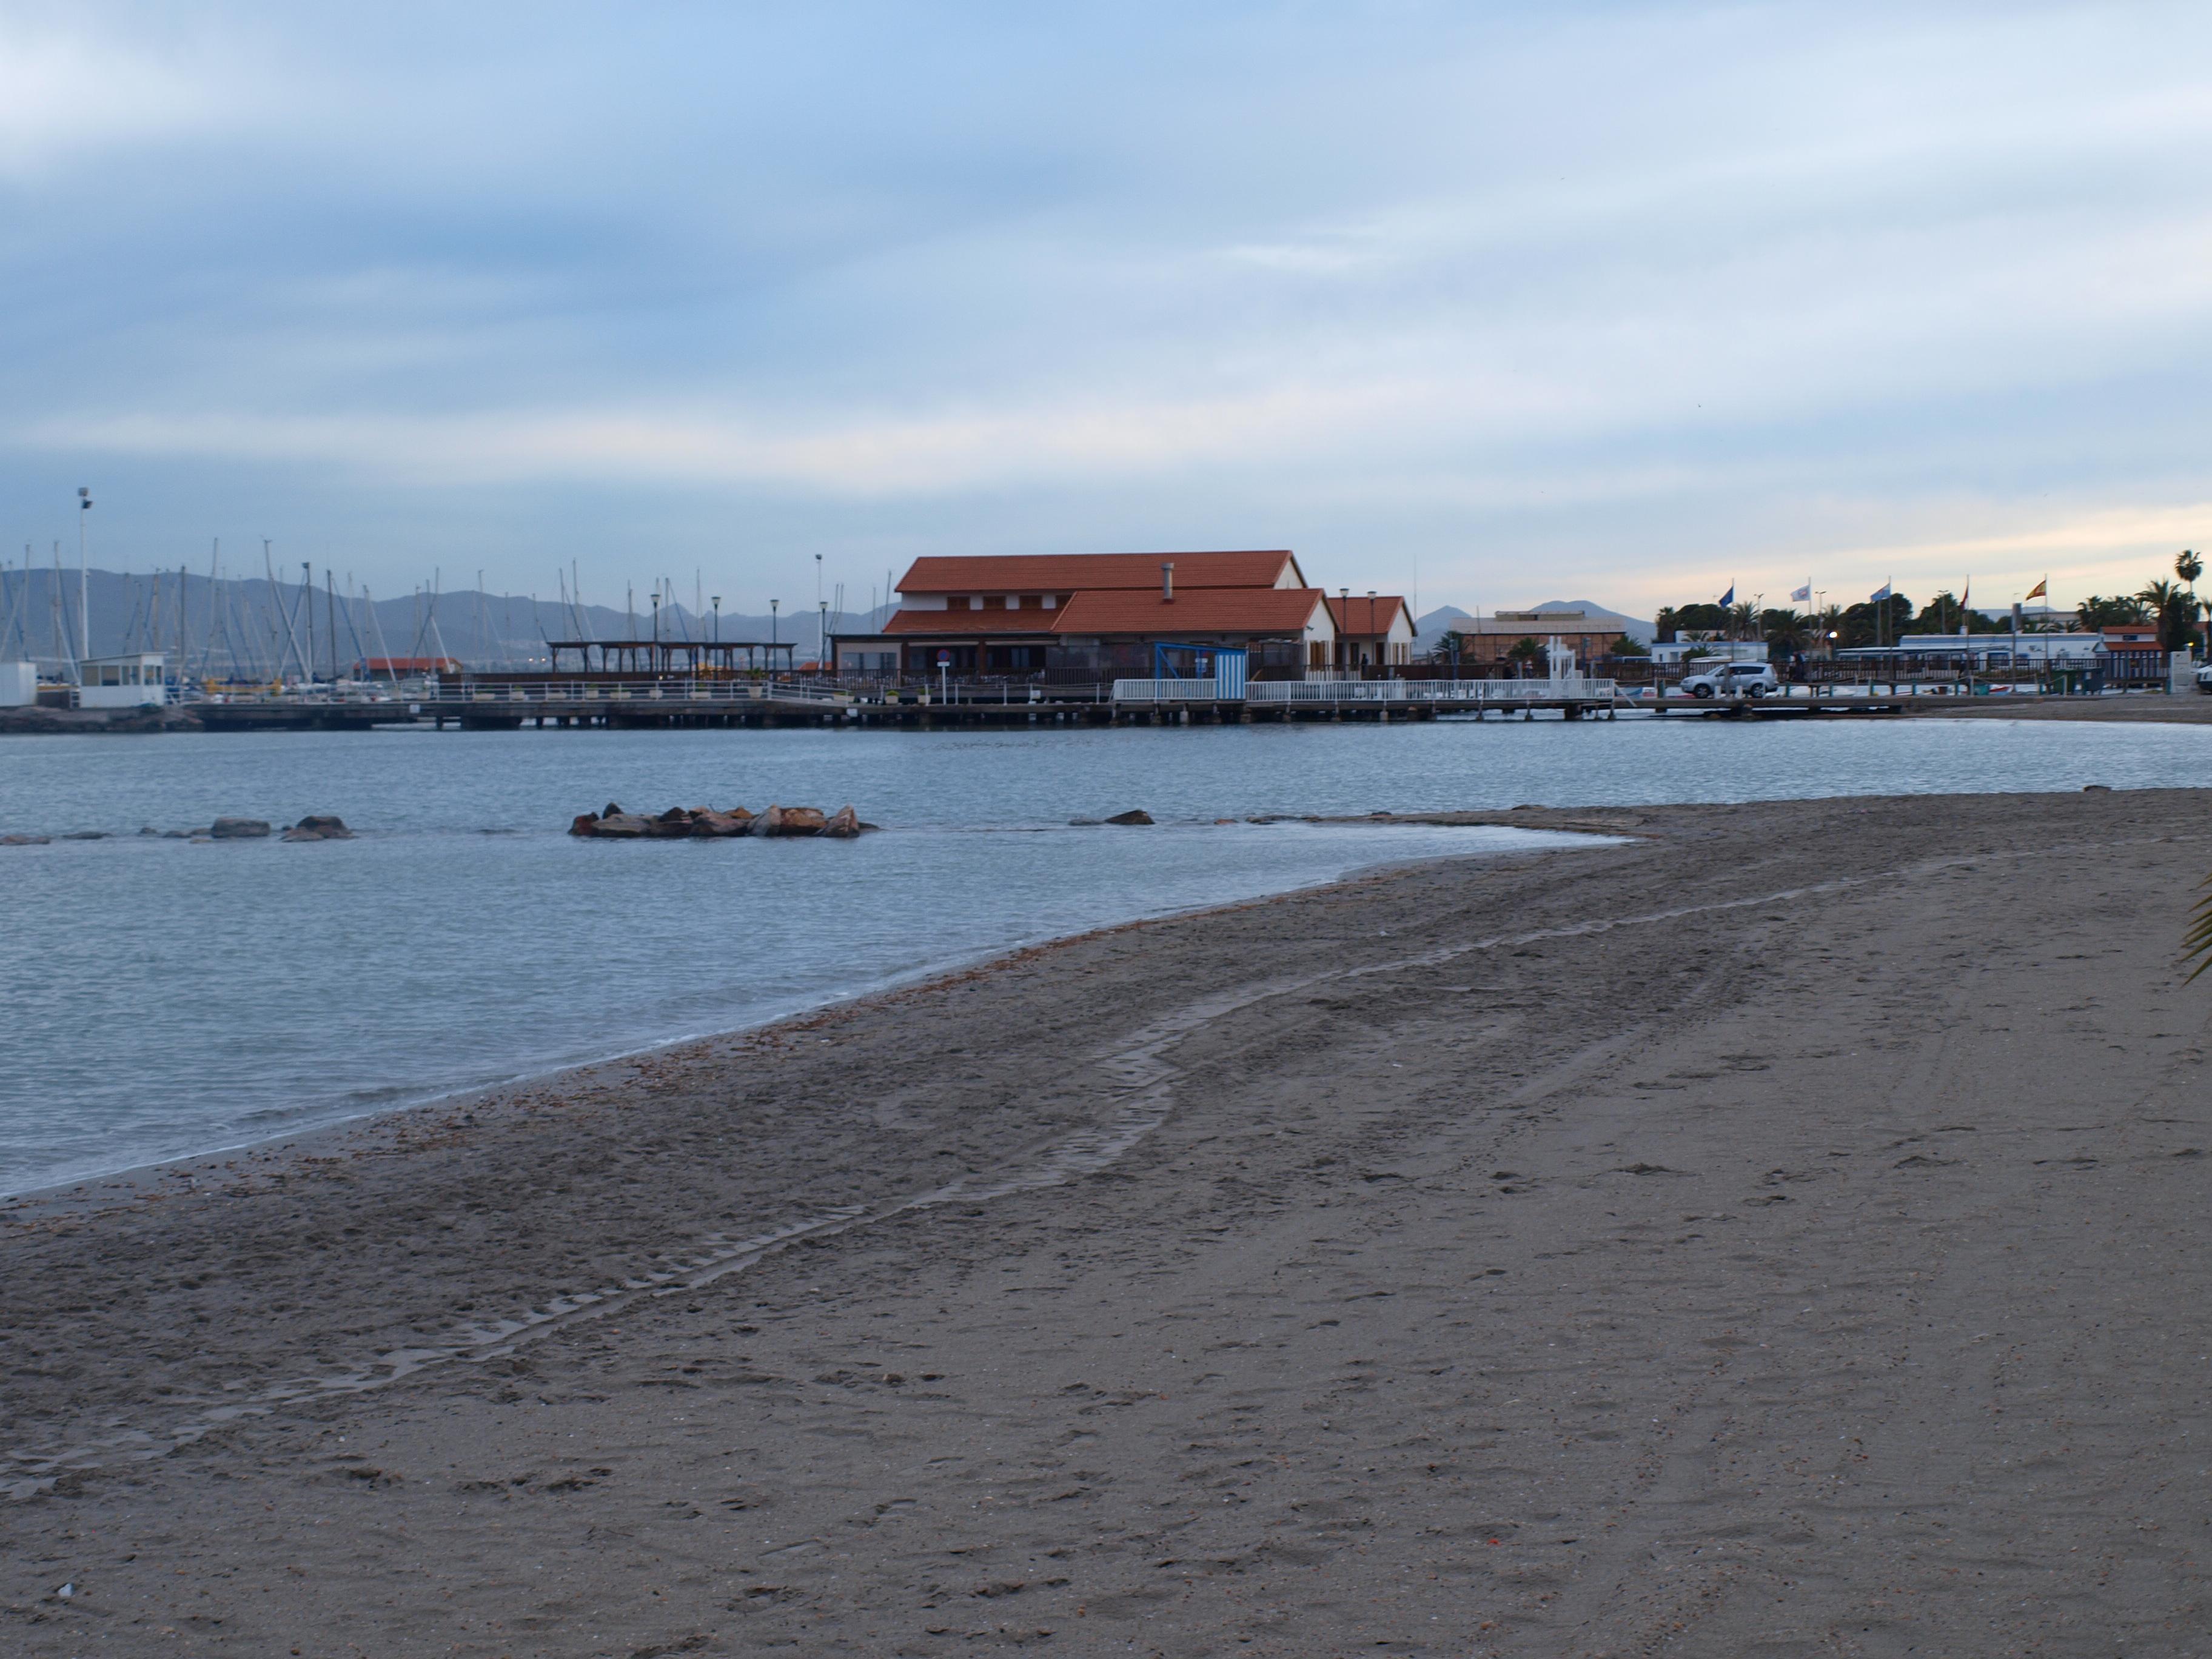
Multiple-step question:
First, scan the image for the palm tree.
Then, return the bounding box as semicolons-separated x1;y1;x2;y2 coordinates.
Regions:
2179;552;2204;650
1504;636;1544;678
2077;594;2150;630
1654;606;1681;644
1760;608;1808;652
2138;578;2201;654
1726;601;1758;640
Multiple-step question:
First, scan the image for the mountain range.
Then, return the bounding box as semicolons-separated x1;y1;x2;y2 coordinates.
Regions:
0;565;885;675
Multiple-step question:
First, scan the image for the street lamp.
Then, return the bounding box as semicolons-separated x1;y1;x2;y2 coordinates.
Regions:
76;487;92;674
711;595;720;644
819;598;828;675
770;598;779;678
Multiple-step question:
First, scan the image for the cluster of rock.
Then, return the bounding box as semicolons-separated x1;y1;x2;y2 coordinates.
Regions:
1;814;354;847
569;802;869;840
1067;809;1155;826
283;815;355;841
179;815;354;841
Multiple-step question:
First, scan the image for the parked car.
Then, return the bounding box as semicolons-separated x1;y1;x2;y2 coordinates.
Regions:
1680;661;1779;699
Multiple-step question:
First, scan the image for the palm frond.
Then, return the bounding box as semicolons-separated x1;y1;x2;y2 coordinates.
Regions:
2184;876;2212;982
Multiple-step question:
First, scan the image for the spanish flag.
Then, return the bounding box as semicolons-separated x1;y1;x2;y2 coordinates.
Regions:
2026;578;2048;600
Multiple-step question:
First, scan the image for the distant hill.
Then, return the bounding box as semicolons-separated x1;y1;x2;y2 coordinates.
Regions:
0;564;893;674
1414;600;1654;645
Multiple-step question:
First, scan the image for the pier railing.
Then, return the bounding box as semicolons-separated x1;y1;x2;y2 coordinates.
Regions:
1110;679;1235;703
1244;677;1616;706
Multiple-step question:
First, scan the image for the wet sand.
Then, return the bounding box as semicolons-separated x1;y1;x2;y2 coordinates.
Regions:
5;789;2210;1656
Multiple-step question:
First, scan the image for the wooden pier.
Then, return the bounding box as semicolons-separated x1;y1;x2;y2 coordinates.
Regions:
177;680;2041;734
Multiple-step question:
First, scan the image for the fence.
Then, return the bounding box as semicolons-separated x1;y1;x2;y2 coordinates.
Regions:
1245;677;1617;706
1111;679;1233;703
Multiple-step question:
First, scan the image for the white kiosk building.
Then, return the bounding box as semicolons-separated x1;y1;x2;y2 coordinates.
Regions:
76;653;168;708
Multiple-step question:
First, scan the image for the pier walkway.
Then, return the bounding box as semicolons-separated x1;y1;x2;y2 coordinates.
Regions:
166;679;2128;734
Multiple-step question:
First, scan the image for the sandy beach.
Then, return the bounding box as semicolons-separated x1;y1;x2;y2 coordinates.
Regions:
5;788;2211;1656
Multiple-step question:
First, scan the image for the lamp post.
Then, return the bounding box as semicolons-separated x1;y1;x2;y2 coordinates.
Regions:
819;598;828;676
711;595;720;644
76;487;92;673
770;598;779;680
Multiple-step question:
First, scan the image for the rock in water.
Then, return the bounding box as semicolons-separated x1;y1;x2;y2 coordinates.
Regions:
645;807;699;838
589;812;653;838
746;805;786;837
1104;808;1155;826
286;814;354;841
777;806;828;836
209;817;272;839
568;813;601;837
692;808;752;837
822;805;863;839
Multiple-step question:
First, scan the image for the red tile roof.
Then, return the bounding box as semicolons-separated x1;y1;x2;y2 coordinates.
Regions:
898;550;1301;594
882;606;1063;635
1327;595;1412;637
1051;587;1328;637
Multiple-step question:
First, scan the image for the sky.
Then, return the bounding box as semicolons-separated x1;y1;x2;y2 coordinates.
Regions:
3;0;2209;620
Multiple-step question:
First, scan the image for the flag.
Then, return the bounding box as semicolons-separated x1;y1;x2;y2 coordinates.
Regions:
1871;582;1891;603
1718;585;1735;606
1791;583;1811;603
2026;578;2048;600
1960;578;1969;608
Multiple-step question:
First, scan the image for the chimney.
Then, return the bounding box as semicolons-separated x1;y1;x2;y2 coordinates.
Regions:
1161;561;1175;602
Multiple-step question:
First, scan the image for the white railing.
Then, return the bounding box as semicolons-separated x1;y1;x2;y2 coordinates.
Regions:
1111;678;1232;702
1246;677;1616;705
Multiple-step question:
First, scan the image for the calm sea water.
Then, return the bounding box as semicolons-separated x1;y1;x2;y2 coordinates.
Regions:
5;713;2211;1194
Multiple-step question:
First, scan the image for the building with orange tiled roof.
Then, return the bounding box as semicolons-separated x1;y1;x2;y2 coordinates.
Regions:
841;551;1339;680
1326;594;1415;671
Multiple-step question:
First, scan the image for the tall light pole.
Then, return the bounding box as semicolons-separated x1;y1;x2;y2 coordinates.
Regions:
770;598;779;678
76;487;92;669
711;595;720;644
819;598;828;674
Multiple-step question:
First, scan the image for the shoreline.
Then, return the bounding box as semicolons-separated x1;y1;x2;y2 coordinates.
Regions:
0;818;1619;1208
5;788;2210;1654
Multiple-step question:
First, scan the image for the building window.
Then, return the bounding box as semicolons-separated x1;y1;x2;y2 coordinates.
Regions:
948;596;971;611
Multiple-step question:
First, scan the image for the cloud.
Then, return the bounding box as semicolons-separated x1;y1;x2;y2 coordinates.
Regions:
2;1;2211;615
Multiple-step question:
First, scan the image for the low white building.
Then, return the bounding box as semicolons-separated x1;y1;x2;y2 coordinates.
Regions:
76;652;167;709
0;663;36;706
1649;639;1770;665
